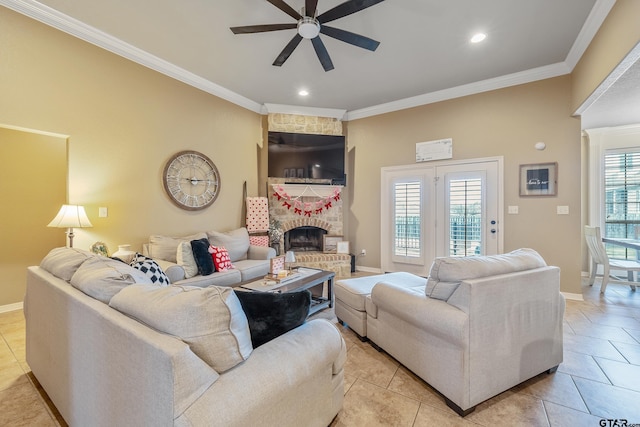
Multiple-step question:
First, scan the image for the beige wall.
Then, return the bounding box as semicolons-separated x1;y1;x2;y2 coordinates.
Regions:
573;0;640;271
0;127;67;306
2;2;638;305
346;76;583;294
0;7;262;306
571;0;640;112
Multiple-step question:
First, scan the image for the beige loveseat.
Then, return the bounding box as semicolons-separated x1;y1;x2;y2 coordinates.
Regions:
25;248;345;426
144;227;276;287
365;249;564;416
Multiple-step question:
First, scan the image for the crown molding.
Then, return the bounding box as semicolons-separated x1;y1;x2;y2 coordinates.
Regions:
2;0;613;121
0;0;263;113
344;62;571;121
263;104;346;120
565;0;616;70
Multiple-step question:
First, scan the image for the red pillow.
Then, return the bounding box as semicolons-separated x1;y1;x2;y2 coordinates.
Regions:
211;246;234;271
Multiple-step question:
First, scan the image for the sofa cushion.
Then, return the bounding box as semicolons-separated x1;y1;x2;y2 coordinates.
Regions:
426;248;547;301
191;238;215;276
70;256;154;303
110;284;252;372
176;241;198;279
130;253;171;285
40;247;95;281
234;290;311;348
234;259;271;282
147;232;207;263
173;269;241;287
207;228;250;262
211;246;234;272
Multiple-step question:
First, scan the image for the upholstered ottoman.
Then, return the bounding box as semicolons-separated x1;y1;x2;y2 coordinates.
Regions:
335;272;424;340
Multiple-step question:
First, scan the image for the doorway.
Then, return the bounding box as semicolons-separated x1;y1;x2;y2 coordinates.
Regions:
0;126;67;307
381;157;503;276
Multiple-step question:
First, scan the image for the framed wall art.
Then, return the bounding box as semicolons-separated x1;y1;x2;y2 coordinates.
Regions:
323;235;343;253
520;162;557;196
336;241;350;254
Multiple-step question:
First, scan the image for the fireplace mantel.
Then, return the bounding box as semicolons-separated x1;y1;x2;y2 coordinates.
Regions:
271;183;343;198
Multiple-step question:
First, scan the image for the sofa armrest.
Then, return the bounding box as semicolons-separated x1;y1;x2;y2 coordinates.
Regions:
247;245;276;260
371;281;468;347
179;318;346;426
154;259;186;283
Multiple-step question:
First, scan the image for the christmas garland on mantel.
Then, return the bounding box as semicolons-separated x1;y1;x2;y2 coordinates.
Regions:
271;184;342;217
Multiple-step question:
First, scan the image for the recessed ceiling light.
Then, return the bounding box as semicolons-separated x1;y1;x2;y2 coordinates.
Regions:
298;89;309;96
470;33;487;43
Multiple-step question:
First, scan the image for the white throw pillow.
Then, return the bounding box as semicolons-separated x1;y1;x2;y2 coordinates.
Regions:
109;284;252;373
176;241;199;279
70;257;153;304
147;232;207;263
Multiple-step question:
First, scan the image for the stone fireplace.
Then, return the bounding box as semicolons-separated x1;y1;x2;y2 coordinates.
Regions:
268;177;351;277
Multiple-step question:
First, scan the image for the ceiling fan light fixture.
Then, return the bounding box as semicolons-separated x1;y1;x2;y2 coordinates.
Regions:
298;17;320;39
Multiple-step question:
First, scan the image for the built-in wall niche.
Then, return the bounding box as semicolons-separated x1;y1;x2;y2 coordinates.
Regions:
267;132;346;185
0;126;67;306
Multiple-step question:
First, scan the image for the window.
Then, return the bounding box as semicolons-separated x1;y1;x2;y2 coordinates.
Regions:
393;181;421;258
448;178;482;256
604;149;640;259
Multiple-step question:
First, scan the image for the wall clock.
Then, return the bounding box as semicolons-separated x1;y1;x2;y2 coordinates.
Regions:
162;150;220;210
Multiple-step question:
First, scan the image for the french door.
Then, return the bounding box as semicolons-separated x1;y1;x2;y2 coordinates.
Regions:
381;157;503;276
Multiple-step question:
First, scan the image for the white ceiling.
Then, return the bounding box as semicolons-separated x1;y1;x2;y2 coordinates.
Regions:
4;0;634;124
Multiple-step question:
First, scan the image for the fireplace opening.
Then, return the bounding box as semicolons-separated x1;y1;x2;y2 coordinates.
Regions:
284;226;327;252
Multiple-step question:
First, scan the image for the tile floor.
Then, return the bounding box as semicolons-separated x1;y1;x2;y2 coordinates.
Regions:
1;278;640;426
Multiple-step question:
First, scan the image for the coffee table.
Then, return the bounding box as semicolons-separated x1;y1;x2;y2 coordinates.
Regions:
240;268;335;316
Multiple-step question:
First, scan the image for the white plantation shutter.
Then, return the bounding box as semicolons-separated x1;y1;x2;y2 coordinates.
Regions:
447;178;482;257
604;150;640;259
393;181;422;259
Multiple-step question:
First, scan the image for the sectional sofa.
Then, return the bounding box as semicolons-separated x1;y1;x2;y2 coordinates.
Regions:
25;247;346;426
143;227;276;287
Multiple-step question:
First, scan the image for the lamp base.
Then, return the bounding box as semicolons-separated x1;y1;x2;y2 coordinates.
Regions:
66;228;75;248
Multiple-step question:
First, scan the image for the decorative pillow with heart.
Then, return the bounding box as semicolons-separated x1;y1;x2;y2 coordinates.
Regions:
211;246;234;272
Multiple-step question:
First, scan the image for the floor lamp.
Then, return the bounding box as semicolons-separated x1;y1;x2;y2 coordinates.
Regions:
47;205;93;248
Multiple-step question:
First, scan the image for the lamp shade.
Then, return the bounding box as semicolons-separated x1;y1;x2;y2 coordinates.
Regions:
285;250;296;264
47;205;93;228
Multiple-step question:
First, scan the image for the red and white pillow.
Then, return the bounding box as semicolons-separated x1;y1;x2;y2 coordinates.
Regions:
211;246;234;271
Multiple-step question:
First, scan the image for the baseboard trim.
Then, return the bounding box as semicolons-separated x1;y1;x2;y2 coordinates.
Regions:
561;292;584;301
0;302;23;313
355;266;383;274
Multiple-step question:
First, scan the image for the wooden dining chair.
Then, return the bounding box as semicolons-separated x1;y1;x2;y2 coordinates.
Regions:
584;226;639;294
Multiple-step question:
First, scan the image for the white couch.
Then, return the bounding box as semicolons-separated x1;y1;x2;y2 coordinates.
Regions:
25;248;345;426
144;227;276;287
364;249;565;416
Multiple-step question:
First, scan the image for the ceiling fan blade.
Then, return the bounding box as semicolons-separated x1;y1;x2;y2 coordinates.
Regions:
311;37;334;71
267;0;302;20
320;25;379;51
273;34;303;67
230;23;297;34
318;0;385;24
305;0;318;17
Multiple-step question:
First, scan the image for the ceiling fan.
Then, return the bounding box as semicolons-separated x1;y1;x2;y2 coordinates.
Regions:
230;0;385;71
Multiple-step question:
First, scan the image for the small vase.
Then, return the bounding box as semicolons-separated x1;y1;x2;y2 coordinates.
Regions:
112;244;136;263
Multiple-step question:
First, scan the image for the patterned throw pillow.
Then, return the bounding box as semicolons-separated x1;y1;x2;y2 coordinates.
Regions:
211;246;234;272
129;253;171;285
